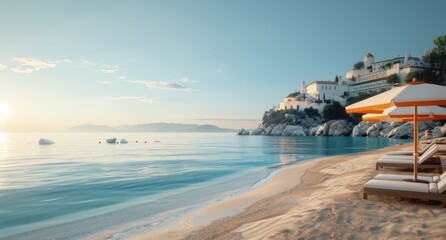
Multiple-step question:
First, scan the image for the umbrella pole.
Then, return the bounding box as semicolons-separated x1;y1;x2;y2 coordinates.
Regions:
414;106;418;181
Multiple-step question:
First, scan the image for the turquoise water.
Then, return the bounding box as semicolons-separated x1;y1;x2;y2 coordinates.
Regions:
0;133;407;239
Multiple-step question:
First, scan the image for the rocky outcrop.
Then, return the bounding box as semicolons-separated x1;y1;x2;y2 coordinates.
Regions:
249;128;265;135
380;122;403;137
237;129;250;135
328;120;352;136
366;122;382;137
352;121;374;137
239;113;444;139
309;126;320;136
271;124;287;136
106;138;117;143
431;124;446;139
442;124;446;134
282;125;306;136
262;125;274;135
315;120;333;136
120;139;128;144
384;122;413;138
39;138;54;145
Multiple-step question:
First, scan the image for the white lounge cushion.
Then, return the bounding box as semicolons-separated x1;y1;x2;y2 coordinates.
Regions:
379;155;414;161
429;183;438;193
437;177;446;193
433;176;441;183
374;174;434;183
387;151;414;156
364;179;429;193
377;158;414;164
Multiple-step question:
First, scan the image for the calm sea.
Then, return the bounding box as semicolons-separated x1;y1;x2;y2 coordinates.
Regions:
0;132;407;239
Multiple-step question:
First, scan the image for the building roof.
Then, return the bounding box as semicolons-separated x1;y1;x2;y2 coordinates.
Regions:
366;53;374;58
408;56;421;61
371;57;404;65
307;81;338;86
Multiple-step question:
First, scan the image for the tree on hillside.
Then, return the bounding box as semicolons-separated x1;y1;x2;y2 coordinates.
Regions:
423;35;446;84
303;107;320;118
335;75;339;83
404;69;438;83
404;72;417;83
346;89;387;105
386;73;399;84
322;102;348;120
353;61;364;70
287;91;299;98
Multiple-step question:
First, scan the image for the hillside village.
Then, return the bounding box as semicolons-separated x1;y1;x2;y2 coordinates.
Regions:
238;36;446;138
276;52;437;112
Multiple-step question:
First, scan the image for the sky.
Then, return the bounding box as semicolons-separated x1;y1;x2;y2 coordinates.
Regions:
0;0;445;132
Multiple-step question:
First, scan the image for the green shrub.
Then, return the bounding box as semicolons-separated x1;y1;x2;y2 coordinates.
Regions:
322;102;348;120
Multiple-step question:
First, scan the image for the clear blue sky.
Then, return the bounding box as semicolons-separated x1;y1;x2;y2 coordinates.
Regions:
0;0;445;131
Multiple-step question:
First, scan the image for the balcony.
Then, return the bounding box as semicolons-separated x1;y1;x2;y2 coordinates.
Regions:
356;70;387;82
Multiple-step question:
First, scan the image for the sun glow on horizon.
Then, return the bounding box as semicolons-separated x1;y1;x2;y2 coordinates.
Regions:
0;103;11;121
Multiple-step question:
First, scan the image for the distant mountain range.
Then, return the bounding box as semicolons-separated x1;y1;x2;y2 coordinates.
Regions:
69;123;236;133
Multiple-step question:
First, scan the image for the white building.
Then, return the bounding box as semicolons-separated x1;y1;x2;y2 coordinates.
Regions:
305;80;349;103
346;53;430;96
277;96;326;112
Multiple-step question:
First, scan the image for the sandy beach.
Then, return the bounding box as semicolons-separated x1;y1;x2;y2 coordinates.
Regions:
134;143;446;240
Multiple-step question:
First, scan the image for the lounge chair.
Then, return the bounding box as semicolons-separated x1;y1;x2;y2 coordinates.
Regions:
382;142;439;159
376;145;444;173
387;139;438;156
373;171;446;183
363;177;446;203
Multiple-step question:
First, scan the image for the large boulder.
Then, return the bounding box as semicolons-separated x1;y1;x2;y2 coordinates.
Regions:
419;121;432;132
39;138;55;145
384;122;413;138
282;125;306;136
120;139;128;144
271;123;287;136
263;125;275;135
432;125;446;139
441;123;446;135
106;138;117;144
310;125;320;136
380;122;403;137
352;121;373;137
250;128;265;135
328;120;351;136
366;122;382;137
316;120;335;136
237;129;250;135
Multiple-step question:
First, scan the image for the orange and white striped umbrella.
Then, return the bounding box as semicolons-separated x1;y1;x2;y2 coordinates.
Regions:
346;81;446;114
362;106;446;122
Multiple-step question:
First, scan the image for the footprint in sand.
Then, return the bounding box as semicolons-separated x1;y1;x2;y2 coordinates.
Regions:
369;226;382;232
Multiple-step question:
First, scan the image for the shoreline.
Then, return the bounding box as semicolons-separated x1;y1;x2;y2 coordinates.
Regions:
132;142;446;240
130;157;321;240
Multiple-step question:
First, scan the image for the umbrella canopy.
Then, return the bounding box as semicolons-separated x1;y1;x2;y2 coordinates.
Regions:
345;80;446;181
362;106;446;122
346;81;446;114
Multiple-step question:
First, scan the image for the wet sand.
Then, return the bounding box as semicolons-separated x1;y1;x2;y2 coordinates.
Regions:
135;143;446;239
